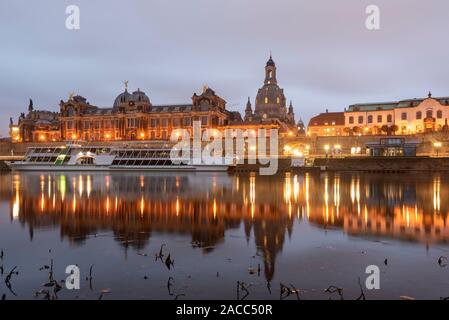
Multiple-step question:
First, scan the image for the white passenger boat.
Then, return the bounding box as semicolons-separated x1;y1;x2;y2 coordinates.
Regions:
7;145;232;172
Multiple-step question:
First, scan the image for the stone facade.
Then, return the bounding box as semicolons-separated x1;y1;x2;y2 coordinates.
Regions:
9;99;60;142
308;93;449;137
12;85;236;142
9;56;304;142
345;93;449;135
307;111;345;137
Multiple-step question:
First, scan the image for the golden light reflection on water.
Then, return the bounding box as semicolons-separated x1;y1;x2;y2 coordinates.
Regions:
4;172;449;281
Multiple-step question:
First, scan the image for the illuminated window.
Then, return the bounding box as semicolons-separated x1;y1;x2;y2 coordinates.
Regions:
265;97;268;104
277;97;280;104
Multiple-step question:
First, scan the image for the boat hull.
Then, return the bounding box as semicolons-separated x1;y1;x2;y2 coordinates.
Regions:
7;163;231;172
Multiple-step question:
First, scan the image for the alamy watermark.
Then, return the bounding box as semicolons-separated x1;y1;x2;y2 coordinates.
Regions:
365;265;380;290
65;265;80;290
170;121;279;175
65;5;80;30
365;5;380;30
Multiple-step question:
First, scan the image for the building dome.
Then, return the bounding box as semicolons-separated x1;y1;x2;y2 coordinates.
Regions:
113;88;150;109
266;55;275;67
113;90;132;109
131;89;150;103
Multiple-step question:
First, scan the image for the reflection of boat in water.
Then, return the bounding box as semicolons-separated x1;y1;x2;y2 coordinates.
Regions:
7;145;232;172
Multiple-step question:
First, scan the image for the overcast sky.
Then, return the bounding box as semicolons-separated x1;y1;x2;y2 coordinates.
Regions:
1;0;449;136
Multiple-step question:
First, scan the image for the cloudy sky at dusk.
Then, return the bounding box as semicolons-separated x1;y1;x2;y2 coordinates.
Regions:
1;0;449;136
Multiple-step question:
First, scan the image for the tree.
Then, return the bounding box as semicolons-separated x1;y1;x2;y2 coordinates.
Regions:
390;125;399;135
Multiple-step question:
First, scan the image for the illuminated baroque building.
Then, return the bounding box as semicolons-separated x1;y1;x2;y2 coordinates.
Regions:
308;93;449;136
59;85;235;141
9;99;60;142
9;56;304;142
244;56;300;135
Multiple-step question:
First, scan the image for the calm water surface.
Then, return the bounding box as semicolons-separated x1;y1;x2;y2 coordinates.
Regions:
0;171;449;300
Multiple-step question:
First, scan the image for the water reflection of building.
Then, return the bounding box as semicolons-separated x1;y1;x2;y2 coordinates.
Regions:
4;172;449;282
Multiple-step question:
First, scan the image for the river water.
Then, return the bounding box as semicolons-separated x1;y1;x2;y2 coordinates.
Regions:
0;171;448;300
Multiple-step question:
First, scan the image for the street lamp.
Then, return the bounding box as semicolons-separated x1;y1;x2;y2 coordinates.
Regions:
434;142;442;157
324;144;330;158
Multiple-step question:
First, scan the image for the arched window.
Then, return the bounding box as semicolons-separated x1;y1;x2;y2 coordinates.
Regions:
268;70;272;79
264;97;268;104
437;110;443;119
426;110;433;118
416;111;422;120
367;115;373;124
276;97;280;104
387;114;393;123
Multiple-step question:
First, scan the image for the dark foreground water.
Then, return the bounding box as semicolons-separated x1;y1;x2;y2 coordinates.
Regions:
0;171;449;300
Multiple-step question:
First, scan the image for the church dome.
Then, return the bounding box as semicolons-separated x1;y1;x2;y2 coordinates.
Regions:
113;90;132;108
266;56;275;67
113;88;150;109
131;89;150;103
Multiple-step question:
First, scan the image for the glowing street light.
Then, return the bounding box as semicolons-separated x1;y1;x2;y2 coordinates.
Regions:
434;142;443;157
324;144;330;158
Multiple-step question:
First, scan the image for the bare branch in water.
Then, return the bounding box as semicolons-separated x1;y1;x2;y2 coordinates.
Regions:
325;285;344;300
356;277;366;300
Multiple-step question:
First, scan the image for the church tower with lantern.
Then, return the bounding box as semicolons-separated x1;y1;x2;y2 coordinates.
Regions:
250;55;296;129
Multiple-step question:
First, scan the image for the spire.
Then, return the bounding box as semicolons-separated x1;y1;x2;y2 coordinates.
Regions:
288;101;294;114
245;96;253;121
28;98;33;112
266;54;275;67
264;54;277;85
124;80;129;92
245;97;252;111
428;91;432;98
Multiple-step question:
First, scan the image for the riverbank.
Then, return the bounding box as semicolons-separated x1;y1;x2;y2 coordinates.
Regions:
313;156;449;172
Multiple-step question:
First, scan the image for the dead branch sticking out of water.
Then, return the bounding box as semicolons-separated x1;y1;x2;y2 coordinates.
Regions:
155;244;166;261
86;265;94;290
165;254;174;270
236;281;250;300
438;256;448;267
36;259;64;300
356;277;366;300
167;276;174;296
325;285;344;300
5;266;18;296
280;283;300;300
